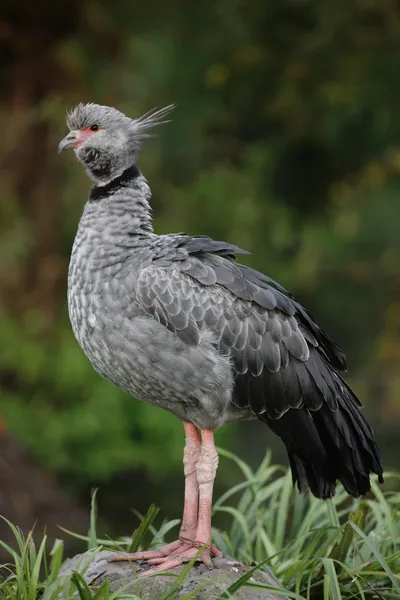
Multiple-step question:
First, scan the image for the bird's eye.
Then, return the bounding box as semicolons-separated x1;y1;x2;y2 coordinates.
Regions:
90;124;99;131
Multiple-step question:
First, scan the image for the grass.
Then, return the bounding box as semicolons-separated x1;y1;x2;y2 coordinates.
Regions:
0;451;398;599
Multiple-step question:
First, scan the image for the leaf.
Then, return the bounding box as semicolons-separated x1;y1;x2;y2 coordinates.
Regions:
328;522;354;565
128;504;160;553
216;447;254;483
150;519;180;548
47;539;65;586
71;572;94;600
274;471;293;550
29;534;47;600
213;506;252;557
322;559;342;600
89;488;99;550
326;500;340;529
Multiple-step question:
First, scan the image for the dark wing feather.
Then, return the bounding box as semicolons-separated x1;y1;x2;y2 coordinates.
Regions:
136;234;383;498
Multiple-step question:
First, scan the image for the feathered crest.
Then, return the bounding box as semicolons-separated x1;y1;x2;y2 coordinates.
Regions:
65;102;175;138
65;103;118;130
132;105;175;139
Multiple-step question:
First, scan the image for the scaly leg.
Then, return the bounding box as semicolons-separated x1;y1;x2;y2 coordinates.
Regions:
145;428;221;574
110;422;201;562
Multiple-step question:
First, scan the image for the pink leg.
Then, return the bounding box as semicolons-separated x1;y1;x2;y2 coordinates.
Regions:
145;429;221;574
178;422;202;542
110;423;201;562
195;429;219;547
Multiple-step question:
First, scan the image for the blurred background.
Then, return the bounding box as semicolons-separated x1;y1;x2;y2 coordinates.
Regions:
0;0;399;559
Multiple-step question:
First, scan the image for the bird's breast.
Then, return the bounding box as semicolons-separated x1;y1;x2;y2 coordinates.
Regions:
67;231;139;356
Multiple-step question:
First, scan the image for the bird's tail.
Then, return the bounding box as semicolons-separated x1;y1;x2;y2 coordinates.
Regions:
262;372;383;500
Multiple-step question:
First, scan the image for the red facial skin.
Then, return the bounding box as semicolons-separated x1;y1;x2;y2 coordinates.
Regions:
73;126;102;148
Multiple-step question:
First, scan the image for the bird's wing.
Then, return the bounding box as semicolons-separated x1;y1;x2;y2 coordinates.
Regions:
137;235;383;499
137;234;346;395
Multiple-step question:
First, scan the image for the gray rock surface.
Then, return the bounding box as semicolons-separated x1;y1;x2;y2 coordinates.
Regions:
59;550;290;599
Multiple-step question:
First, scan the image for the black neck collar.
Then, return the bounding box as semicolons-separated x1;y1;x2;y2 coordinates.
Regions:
89;165;141;202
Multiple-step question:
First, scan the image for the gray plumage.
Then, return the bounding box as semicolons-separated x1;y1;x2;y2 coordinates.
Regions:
61;102;383;500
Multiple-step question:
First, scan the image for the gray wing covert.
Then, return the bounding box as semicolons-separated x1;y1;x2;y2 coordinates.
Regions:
136;262;250;349
136;265;221;346
136;250;311;380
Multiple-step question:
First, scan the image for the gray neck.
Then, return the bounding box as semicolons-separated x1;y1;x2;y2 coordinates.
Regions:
88;165;153;234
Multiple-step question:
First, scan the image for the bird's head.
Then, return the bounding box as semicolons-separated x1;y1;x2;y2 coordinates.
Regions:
58;102;174;185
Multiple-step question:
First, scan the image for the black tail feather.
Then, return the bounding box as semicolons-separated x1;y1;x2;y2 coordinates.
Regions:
256;352;383;499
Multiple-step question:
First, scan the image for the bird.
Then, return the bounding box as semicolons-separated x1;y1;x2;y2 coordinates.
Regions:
59;102;383;574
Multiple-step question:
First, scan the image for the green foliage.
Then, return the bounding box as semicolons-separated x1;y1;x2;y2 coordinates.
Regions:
212;452;400;599
1;455;397;600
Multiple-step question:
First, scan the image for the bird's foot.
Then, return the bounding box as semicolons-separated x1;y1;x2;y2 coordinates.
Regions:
109;537;222;576
144;539;222;575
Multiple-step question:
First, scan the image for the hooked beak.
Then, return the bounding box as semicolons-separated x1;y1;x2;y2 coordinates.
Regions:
58;131;80;153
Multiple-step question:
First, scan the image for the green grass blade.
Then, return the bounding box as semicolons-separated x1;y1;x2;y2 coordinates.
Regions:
47;539;64;585
254;450;272;477
328;522;354;565
256;524;277;560
323;574;330;600
326;501;340;528
216;447;254;482
128;504;160;553
214;506;252;556
0;517;26;556
94;579;110;599
274;471;293;550
150;518;180;547
322;559;342;600
370;479;399;542
71;571;94;600
213;480;258;511
89;488;99;550
349;521;400;593
29;533;47;600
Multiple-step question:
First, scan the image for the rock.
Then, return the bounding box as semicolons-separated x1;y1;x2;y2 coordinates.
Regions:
58;550;289;599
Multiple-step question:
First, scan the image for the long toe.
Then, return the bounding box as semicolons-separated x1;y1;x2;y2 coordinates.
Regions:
211;542;223;557
109;540;183;562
